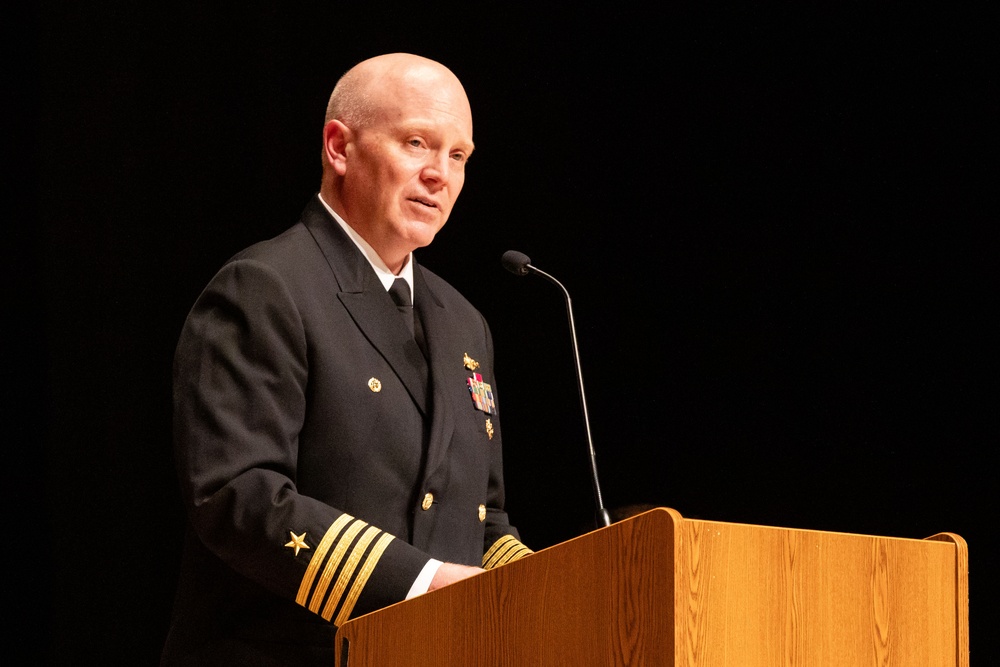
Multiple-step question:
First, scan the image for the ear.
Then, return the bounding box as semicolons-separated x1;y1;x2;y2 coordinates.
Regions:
322;120;351;176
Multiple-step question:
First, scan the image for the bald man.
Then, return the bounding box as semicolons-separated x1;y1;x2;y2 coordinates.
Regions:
161;54;531;665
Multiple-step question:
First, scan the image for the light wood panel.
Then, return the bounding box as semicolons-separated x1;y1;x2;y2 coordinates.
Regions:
676;518;967;666
334;508;968;666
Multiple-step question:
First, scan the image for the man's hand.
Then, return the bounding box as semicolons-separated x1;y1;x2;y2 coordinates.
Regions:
427;562;485;592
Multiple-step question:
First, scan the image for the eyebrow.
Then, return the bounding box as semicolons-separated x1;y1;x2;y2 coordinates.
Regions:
400;121;474;152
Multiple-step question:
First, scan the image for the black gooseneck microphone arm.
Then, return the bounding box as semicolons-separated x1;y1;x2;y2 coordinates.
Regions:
501;250;612;528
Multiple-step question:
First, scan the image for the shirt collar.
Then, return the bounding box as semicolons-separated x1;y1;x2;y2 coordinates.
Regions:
318;193;414;300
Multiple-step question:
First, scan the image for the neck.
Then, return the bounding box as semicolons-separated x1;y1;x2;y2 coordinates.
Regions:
317;191;411;276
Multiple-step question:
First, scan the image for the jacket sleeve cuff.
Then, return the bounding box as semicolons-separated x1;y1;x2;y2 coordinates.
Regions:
482;535;533;569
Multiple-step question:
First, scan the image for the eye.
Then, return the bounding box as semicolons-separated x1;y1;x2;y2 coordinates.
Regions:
450;151;467;163
407;138;425;148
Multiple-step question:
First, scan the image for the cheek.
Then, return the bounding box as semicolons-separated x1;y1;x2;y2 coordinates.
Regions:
389;163;420;193
369;168;404;210
450;171;466;201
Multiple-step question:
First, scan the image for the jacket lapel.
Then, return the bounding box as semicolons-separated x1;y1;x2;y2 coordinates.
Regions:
301;197;429;416
413;266;457;478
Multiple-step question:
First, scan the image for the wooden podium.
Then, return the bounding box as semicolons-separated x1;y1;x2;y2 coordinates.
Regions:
334;508;968;666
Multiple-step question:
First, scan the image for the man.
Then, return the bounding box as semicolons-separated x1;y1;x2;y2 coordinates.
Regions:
161;53;531;664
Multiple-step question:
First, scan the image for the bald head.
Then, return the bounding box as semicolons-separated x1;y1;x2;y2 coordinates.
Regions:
326;53;470;130
319;54;475;273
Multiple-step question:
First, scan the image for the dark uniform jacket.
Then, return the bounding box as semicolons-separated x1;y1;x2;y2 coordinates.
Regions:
161;196;530;665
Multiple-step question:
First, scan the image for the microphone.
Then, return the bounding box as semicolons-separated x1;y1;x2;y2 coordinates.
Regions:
500;250;532;276
501;250;612;528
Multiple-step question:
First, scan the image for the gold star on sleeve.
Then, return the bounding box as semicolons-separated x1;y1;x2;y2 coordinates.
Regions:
285;531;310;557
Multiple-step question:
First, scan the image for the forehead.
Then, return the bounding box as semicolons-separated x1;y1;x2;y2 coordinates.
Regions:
369;67;474;143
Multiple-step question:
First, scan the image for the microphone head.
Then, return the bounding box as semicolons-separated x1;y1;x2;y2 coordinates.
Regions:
501;250;532;276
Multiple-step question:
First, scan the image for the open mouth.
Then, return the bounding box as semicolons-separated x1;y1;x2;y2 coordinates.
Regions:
409;197;438;209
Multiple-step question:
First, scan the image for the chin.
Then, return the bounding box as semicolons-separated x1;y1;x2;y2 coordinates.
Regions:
403;220;445;249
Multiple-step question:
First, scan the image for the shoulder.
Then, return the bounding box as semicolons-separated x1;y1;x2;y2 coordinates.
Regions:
223;194;341;272
228;223;320;273
185;222;332;327
213;221;340;303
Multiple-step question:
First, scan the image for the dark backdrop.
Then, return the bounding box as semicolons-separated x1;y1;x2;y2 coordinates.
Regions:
19;3;995;663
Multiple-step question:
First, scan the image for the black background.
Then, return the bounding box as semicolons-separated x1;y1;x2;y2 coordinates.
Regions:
16;3;995;664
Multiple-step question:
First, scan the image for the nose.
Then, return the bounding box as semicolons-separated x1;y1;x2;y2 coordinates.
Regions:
421;151;452;189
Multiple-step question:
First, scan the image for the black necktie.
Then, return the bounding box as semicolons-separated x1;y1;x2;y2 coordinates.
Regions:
388;278;415;336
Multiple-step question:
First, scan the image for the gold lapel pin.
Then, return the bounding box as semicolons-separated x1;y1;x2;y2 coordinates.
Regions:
463;353;479;371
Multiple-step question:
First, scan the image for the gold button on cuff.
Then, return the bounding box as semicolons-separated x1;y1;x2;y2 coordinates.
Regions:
478;504;486;522
421;493;434;511
368;377;382;392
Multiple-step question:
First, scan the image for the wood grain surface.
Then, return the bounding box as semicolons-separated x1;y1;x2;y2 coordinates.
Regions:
335;508;968;666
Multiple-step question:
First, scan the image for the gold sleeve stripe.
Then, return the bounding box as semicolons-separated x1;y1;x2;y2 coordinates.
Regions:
308;519;367;614
483;535;533;569
482;535;517;566
484;541;515;568
493;543;532;567
334;532;394;626
320;526;381;621
296;514;355;606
